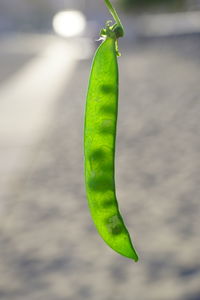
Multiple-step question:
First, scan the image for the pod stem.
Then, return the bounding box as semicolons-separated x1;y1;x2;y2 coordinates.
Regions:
104;0;124;36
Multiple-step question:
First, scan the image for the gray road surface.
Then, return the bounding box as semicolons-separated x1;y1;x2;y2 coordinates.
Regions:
0;35;200;300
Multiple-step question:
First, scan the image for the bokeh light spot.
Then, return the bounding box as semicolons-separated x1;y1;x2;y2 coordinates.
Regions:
53;10;86;37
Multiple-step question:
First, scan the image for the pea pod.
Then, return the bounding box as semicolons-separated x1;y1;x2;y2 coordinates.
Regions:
84;0;138;261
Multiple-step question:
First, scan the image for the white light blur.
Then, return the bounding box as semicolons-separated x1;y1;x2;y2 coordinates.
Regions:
53;10;86;38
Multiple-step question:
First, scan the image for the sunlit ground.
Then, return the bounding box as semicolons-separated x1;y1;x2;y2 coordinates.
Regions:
0;3;200;300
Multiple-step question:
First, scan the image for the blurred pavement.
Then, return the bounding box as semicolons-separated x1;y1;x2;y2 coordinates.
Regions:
0;34;79;200
0;34;200;300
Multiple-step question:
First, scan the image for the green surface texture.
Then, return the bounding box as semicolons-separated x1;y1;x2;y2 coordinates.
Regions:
84;37;138;261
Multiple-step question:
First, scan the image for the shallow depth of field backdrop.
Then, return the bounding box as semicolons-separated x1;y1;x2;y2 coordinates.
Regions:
0;0;200;300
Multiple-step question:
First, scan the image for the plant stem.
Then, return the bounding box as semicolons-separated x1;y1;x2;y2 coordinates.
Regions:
104;0;124;35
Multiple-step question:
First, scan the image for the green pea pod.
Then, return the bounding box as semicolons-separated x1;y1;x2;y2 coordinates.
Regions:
84;0;138;261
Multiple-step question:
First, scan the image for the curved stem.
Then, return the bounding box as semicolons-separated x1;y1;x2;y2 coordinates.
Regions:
104;0;124;35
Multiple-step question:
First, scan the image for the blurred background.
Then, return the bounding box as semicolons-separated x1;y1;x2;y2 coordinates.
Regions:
0;0;200;299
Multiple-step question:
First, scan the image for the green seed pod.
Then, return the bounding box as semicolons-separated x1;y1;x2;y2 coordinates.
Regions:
84;0;138;261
